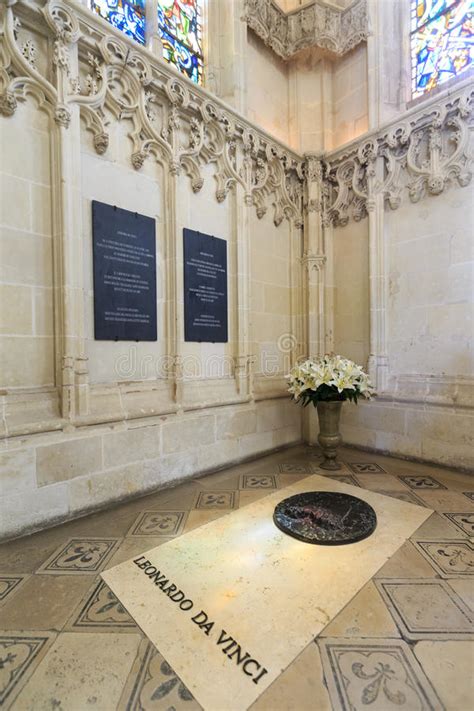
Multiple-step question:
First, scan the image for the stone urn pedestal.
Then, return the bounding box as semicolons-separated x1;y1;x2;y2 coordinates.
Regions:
316;400;343;470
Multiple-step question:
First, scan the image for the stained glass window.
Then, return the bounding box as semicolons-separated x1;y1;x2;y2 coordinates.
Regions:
157;1;203;85
411;0;473;97
90;1;146;46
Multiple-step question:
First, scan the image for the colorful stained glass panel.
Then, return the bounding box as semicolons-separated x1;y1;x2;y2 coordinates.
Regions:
411;0;473;97
90;0;146;46
160;28;202;84
158;1;203;84
411;0;458;31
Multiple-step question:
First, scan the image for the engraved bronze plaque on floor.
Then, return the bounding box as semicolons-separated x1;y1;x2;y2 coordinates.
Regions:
183;229;228;342
102;476;431;711
92;201;157;341
273;491;377;544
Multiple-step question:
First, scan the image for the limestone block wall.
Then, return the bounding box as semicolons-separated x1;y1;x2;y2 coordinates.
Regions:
246;30;290;145
317;79;474;471
1;399;300;539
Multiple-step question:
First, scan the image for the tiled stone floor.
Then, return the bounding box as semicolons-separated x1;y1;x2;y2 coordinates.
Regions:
0;444;473;711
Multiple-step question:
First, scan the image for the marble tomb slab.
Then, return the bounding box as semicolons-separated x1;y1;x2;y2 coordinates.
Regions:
102;475;431;711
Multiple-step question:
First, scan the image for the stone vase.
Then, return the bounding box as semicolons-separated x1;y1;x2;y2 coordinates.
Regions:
316;400;343;470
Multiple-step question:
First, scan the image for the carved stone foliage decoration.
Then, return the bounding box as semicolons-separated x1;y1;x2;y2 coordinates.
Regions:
243;0;368;59
0;0;304;228
321;87;473;227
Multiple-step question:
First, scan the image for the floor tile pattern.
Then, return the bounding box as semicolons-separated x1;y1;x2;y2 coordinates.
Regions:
399;475;447;490
37;538;119;574
318;638;443;710
443;512;474;536
414;540;474;577
240;474;278;489
128;511;187;537
68;579;137;631
0;444;472;710
194;491;237;509
347;462;387;474
0;576;25;603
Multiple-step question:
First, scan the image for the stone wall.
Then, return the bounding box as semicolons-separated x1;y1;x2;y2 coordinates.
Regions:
0;0;305;539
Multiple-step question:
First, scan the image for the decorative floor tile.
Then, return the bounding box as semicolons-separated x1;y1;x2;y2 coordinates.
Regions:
443;512;474;537
398;475;447;490
128;511;187;537
68;580;137;631
318;638;443;710
37;538;120;575
376;490;426;506
278;463;313;474
194;490;237;509
346;462;387;474
323;474;360;487
463;492;474;502
375;579;473;640
0;632;54;707
240;474;277;489
414;540;474;577
118;639;200;711
0;576;25;604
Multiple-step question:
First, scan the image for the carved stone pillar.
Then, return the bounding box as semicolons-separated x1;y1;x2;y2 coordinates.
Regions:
366;151;389;391
44;1;89;418
303;153;326;357
233;186;253;399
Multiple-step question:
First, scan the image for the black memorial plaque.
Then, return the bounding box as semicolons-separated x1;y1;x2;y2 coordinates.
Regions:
92;201;157;341
183;229;228;343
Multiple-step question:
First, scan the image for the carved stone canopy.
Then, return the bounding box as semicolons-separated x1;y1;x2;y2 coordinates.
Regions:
243;0;369;60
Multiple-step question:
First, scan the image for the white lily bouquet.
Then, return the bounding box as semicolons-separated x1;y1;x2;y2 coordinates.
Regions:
287;354;375;407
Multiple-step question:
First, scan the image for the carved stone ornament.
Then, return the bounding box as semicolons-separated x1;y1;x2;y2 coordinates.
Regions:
242;0;369;59
0;0;304;228
0;1;472;232
321;86;473;227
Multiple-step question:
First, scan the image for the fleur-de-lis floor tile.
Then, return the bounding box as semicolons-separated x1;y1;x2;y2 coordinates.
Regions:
414;540;474;577
347;462;387;474
67;580;137;631
127;511;188;537
118;640;201;711
0;576;26;605
37;538;120;575
443;512;474;537
0;632;55;708
194;491;237;509
318;638;443;710
278;463;313;474
398;475;447;490
240;474;277;489
375;578;474;640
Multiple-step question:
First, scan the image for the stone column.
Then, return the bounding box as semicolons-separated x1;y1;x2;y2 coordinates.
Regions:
302;153;326;358
45;3;89;419
366;150;389;392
